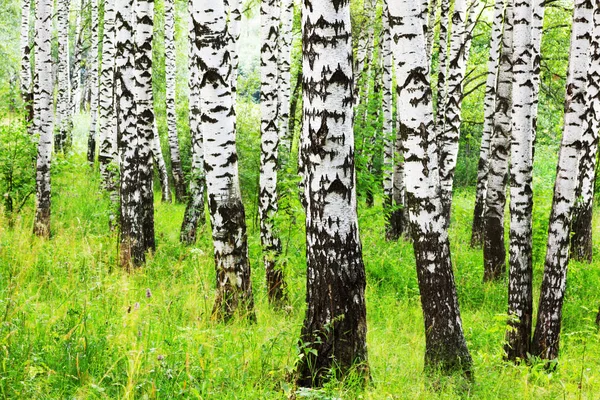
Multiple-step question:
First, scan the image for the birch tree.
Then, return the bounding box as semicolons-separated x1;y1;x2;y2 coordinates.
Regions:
434;0;450;134
33;0;54;238
388;0;472;374
571;3;600;263
532;0;594;361
20;0;33;128
438;0;467;220
426;0;439;58
193;0;254;320
87;0;99;164
55;0;71;152
483;2;513;282
164;0;186;202
150;122;171;203
180;0;206;245
296;0;368;386
505;0;535;361
471;0;505;247
278;0;294;158
71;0;83;116
227;0;242;107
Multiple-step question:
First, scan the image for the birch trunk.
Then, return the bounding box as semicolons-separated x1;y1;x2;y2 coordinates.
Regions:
278;0;294;160
532;0;594;361
55;0;71;152
388;0;472;373
434;0;450;135
134;0;156;253
354;0;376;110
180;0;206;245
150;122;172;203
98;0;118;197
116;0;145;267
193;0;254;321
505;0;535;361
296;0;368;387
87;0;99;164
33;0;54;238
471;0;505;247
228;0;242;107
483;2;513;282
426;0;439;59
439;0;467;220
571;3;600;263
20;0;33;128
71;0;83;116
260;0;285;304
164;0;186;202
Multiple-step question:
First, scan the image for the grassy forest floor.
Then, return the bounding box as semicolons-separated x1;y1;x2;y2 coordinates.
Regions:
1;114;600;399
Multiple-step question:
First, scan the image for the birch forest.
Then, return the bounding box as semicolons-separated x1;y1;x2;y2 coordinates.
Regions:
3;0;600;397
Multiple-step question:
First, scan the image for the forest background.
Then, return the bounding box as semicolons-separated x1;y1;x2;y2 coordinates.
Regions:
0;0;599;398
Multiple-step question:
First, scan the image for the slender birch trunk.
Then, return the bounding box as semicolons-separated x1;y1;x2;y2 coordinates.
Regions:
180;0;206;245
164;0;186;202
571;1;600;263
260;0;285;304
296;0;368;386
382;2;396;240
228;0;242;108
134;0;156;253
389;0;472;373
86;0;99;164
471;0;505;247
435;0;451;134
116;0;145;267
20;0;33;128
505;0;535;361
391;119;407;240
532;0;594;361
55;0;71;153
98;0;118;198
531;0;546;157
426;0;439;59
194;0;254;320
439;0;467;220
483;2;513;282
278;0;294;161
354;0;376;110
71;0;83;116
150;122;172;203
33;0;54;238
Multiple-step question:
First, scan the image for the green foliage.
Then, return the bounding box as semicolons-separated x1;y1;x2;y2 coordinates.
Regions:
0;116;36;217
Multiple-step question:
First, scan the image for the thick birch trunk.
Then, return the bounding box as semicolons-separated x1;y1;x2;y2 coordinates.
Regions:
164;0;186;202
532;0;594;361
193;0;254;321
434;0;450;136
33;0;54;238
471;0;505;247
505;0;535;361
296;0;368;387
180;0;207;245
483;3;514;282
277;0;294;161
389;0;472;374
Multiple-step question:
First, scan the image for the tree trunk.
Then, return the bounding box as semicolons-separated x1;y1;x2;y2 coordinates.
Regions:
388;0;472;374
382;2;396;241
87;0;99;165
98;0;118;202
532;0;594;361
439;0;467;221
180;0;206;245
134;0;156;254
483;2;513;282
571;3;600;263
278;0;294;163
505;0;535;362
33;0;54;238
531;0;546;160
426;0;439;59
71;0;83;116
194;0;254;321
164;0;186;203
116;0;145;267
354;0;376;112
55;0;71;153
296;0;368;387
260;0;285;305
471;0;505;248
150;122;172;203
228;0;242;108
20;0;33;130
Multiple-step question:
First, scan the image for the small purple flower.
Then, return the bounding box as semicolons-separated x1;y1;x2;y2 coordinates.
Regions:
157;354;164;361
146;288;152;298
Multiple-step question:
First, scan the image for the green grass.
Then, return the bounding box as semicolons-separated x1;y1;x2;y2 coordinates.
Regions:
1;116;600;399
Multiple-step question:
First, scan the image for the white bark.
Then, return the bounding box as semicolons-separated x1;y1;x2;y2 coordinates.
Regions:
56;0;71;151
150;122;171;203
87;0;99;163
278;0;294;156
33;0;54;238
20;0;32;120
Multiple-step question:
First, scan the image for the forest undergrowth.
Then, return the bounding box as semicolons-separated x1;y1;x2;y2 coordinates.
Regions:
1;113;599;399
